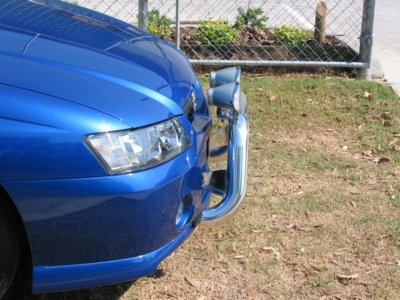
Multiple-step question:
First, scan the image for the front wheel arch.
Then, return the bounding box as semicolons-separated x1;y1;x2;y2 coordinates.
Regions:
0;186;28;299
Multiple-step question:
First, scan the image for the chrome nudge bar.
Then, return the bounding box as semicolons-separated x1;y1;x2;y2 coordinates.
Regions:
201;85;249;228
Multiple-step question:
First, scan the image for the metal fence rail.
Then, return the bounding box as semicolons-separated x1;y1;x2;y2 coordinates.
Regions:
74;0;376;78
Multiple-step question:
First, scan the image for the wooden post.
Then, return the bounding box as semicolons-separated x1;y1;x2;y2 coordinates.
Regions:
314;1;327;44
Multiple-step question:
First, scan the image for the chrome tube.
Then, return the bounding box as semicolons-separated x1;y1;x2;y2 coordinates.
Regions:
200;93;248;228
209;125;228;162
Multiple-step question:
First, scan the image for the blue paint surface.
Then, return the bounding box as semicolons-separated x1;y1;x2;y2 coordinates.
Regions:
0;0;212;292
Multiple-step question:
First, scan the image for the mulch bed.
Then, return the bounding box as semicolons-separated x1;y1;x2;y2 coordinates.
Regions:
162;27;344;47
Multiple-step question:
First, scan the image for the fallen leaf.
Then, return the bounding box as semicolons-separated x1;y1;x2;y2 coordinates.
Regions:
270;95;276;101
364;91;373;100
185;277;199;290
160;291;176;298
284;261;298;266
297;227;312;232
255;88;263;91
301;113;308;117
271;248;283;260
336;273;359;279
378;180;389;183
393;133;400;137
374;157;391;164
262;247;273;251
343;146;348;150
388;260;400;266
234;255;244;259
164;276;178;283
336;247;348;251
329;258;339;265
389;138;398;145
309;264;322;272
363;150;373;157
314;223;324;228
362;257;371;266
345;164;358;169
351;201;357;208
287;224;295;229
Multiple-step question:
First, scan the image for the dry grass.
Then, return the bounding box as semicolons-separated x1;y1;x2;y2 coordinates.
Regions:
6;75;400;300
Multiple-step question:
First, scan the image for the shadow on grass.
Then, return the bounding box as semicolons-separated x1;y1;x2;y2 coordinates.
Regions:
4;254;135;300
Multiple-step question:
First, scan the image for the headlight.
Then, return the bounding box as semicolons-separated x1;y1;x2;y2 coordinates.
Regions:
85;118;191;174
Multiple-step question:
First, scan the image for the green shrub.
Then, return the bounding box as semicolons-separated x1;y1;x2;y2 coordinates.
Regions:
234;6;269;30
63;0;79;4
147;9;172;36
273;24;313;46
195;19;238;45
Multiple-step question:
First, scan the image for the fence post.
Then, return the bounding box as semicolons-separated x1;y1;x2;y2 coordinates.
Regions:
176;0;180;49
314;1;327;44
359;0;376;80
138;0;148;31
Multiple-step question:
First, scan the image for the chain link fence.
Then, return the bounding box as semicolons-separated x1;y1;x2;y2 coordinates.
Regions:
73;0;375;76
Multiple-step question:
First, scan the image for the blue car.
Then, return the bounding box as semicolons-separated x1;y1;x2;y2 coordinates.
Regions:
0;0;248;297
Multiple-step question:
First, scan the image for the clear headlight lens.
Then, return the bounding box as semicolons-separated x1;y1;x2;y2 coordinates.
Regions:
85;118;191;174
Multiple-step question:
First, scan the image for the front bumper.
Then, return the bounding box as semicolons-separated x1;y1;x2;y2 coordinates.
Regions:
32;213;202;293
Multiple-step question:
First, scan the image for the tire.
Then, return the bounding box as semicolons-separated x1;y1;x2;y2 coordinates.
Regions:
0;194;21;299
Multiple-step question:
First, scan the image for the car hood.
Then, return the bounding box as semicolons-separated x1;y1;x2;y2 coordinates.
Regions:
0;0;196;128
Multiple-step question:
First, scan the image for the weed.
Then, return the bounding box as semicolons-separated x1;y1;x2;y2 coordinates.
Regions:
195;19;238;45
62;0;79;4
147;9;172;37
273;24;313;46
234;6;269;30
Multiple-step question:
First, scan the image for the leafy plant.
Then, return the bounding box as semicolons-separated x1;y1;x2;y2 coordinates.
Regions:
234;6;269;30
63;0;79;4
147;9;172;36
195;19;238;45
273;24;313;46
